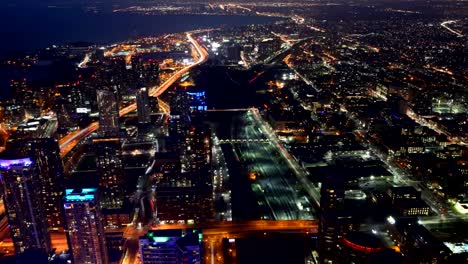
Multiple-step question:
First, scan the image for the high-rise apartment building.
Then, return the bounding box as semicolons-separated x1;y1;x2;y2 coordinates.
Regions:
318;172;346;264
31;138;65;229
144;59;159;86
155;122;213;224
5;118;65;230
63;188;108;264
169;87;191;137
136;86;152;125
93;137;125;209
97;89;120;137
0;158;51;254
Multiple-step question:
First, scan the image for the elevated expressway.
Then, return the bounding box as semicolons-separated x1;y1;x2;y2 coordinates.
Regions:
59;33;208;157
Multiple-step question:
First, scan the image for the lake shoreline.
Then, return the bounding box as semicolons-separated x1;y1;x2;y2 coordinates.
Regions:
0;9;284;57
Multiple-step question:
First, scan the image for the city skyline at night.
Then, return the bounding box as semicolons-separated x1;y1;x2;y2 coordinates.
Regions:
0;0;467;263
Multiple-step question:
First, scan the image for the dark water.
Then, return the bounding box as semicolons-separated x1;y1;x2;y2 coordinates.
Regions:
0;5;281;99
0;5;280;55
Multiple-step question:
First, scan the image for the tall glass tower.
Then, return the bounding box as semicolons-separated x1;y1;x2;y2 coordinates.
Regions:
97;89;120;137
63;188;108;264
0;158;51;254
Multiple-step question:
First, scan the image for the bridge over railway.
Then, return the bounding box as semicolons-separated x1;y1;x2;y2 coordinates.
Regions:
118;220;319;264
152;220;319;264
218;138;270;144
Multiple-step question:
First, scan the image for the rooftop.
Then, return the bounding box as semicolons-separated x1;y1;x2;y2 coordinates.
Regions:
64;188;98;202
0;158;33;169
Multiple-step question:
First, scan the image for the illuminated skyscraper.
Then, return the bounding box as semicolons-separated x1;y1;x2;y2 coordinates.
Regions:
136;86;151;125
97;89;120;137
144;59;159;86
318;167;355;264
0;158;51;255
31;138;65;230
169;87;191;137
131;56;144;77
318;171;345;264
63;188;108;264
93;137;125;209
5;118;65;230
155;122;213;224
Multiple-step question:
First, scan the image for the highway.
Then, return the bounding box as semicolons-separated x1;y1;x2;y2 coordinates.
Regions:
77;52;92;68
158;99;170;113
58;33;208;157
116;220;317;264
201;220;318;264
112;33;209;264
440;20;464;37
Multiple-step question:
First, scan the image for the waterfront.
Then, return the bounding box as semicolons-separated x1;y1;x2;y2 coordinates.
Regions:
0;5;281;55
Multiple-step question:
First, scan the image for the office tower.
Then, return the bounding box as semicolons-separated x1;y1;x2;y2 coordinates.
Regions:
318;171;346;264
136;86;152;125
55;97;74;130
6;118;65;230
97;89;120;137
106;57;127;87
387;186;430;216
145;59;159;86
31;138;65;229
131;56;144;76
169;87;191;137
184;122;213;216
63;188;108;264
170;87;191;115
0;158;51;254
94;137;125;209
155;180;203;225
139;229;201;264
155;123;213;224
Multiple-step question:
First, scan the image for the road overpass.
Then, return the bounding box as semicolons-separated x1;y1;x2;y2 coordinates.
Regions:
58;33;208;157
200;220;318;264
119;220;318;264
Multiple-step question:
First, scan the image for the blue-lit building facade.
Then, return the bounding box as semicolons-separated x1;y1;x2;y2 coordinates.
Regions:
187;91;207;112
63;188;108;264
4;117;65;230
0;158;51;255
139;229;202;264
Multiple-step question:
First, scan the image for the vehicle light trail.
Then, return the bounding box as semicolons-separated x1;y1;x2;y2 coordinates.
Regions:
440;20;464;37
59;33;208;157
77;53;92;68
